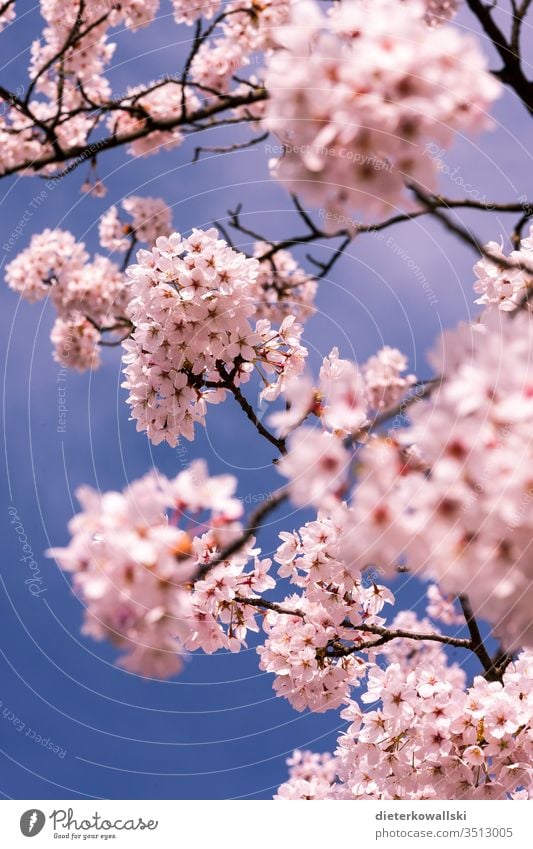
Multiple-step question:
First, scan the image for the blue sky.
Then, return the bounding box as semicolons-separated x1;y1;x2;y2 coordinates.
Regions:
1;2;532;799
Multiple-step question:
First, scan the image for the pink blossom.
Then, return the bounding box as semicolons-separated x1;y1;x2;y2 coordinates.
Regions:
277;428;351;509
264;0;500;222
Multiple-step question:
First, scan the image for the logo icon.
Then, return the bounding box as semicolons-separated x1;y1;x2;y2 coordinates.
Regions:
20;810;46;837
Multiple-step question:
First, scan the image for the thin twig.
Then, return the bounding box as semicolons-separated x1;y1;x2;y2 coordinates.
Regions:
195;488;288;580
215;362;286;454
192;131;268;163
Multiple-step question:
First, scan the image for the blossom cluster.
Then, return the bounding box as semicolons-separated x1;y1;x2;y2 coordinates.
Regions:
251;242;317;324
275;749;337;800
9;0;533;808
0;0;470;179
106;81;200;158
0;1;202;175
0;1;167;176
187;543;275;654
473;226;533;311
47;458;285;676
99;196;172;252
172;0;221;25
5;196;171;369
274;346;415;508
264;0;500;222
188;0;292;92
122;228;307;446
258;509;395;711
421;0;459;26
345;651;533;799
47;461;245;677
334;309;533;652
278;650;533;799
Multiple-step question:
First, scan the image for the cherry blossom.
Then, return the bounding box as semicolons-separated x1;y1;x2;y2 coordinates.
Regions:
221;0;292;52
172;0;221;24
187;544;275;653
5;199;174;370
51;314;102;371
258;592;368;712
252;242;317;323
107;82;199;158
190;40;248;94
6;0;533;806
419;0;459;26
270;345;416;442
46;460;244;677
264;0;500;222
426;584;464;626
5;229;87;304
257;509;396;711
335;309;533;652
278;649;533;799
99;196;172;253
335;650;533;799
362;346;416;412
473;227;533;311
122;228;307;446
277;428;351;509
275;750;338;800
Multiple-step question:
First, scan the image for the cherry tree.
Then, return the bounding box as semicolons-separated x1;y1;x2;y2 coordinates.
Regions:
4;0;533;799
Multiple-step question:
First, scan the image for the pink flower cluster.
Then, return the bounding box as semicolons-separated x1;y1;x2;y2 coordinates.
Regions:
402;0;459;27
122;228;307;446
188;0;292;93
5;228;125;370
107;82;199;158
47;460;244;678
50;315;103;371
47;458;287;675
363;346;417;411
418;0;459;26
0;2;204;175
172;0;221;24
264;0;500;222
278;430;351;509
274;346;415;508
278;649;533;800
5;196;172;370
252;241;317;324
258;510;395;711
99;196;172;253
0;1;166;176
275;749;337;800
336;309;533;651
474;227;533;312
187;543;275;653
338;649;533;799
426;584;464;626
272;346;415;437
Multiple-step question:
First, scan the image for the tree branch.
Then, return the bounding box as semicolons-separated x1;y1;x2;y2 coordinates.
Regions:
459;594;501;680
465;0;533;114
195;488;288;581
215;362;287;454
0;88;268;178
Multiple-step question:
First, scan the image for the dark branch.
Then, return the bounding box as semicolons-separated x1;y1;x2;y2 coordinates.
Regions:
215;362;287;454
465;0;533;114
459;594;501;680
